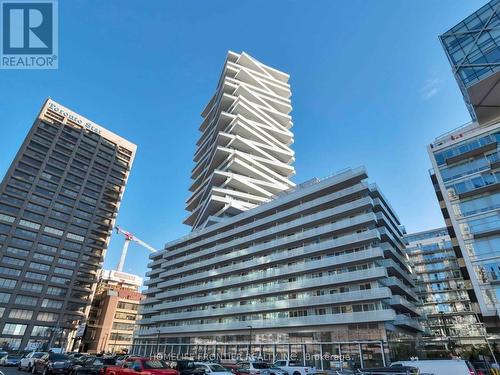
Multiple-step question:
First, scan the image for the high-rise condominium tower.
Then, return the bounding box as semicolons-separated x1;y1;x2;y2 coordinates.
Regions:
429;0;500;333
405;228;483;354
440;0;500;124
185;51;295;230
136;167;422;369
0;99;136;351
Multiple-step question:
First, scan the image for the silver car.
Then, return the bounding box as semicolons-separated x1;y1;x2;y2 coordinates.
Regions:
269;366;287;375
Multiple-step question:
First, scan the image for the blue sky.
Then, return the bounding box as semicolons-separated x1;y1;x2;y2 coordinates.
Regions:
0;0;487;278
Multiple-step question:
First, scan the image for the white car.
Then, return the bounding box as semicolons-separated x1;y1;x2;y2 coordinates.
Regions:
194;363;233;375
237;362;271;375
391;359;477;375
272;361;315;375
19;352;47;372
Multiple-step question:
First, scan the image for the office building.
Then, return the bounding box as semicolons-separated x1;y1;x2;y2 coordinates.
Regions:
0;99;136;351
405;228;483;355
429;0;500;334
440;0;500;124
82;270;143;354
135;167;422;369
185;51;295;230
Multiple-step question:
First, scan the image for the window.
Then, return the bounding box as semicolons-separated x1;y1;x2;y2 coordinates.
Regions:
29;262;50;271
31;194;51;206
50;276;70;285
37;312;58;322
5;247;28;257
0;213;15;223
20;282;43;292
41;299;63;309
1;256;25;266
0;278;16;289
46;286;66;296
44;226;64;236
60;249;78;258
31;325;51;337
0;292;11;303
40;234;60;246
14;295;37;306
33;253;54;262
54;267;73;276
25;272;47;281
26;202;45;212
67;233;84;242
0;267;21;276
37;243;57;253
57;258;76;267
2;323;27;335
117;302;138;311
9;309;33;320
10;237;33;248
0;223;11;234
15;228;37;239
22;211;43;222
19;219;41;230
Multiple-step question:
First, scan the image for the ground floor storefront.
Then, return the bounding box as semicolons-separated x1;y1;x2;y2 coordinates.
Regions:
130;341;388;370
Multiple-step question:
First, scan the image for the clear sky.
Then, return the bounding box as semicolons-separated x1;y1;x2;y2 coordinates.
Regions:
0;0;487;278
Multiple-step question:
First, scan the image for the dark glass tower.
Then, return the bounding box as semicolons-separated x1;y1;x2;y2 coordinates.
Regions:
0;99;136;351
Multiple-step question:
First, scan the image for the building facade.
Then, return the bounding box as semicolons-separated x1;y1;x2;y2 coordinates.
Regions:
440;0;500;124
185;51;295;230
82;270;143;354
135;167;422;369
0;99;136;351
428;121;500;333
428;0;500;334
404;228;484;355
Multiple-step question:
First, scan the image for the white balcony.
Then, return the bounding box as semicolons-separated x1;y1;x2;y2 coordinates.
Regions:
141;287;393;324
137;309;397;336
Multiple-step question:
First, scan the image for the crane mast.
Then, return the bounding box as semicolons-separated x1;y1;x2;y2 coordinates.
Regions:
114;225;157;272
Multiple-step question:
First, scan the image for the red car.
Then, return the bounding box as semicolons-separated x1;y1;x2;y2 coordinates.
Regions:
106;358;179;375
223;364;248;375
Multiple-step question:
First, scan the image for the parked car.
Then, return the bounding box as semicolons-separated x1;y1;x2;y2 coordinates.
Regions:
114;357;133;367
1;355;23;367
357;367;419;374
71;356;116;375
223;364;249;375
195;363;232;375
268;365;287;375
168;360;204;375
105;358;178;375
19;352;48;372
272;361;315;375
391;359;477;375
471;361;492;375
33;353;73;375
237;362;271;375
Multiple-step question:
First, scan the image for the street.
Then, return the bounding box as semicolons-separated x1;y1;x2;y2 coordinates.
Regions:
1;367;23;375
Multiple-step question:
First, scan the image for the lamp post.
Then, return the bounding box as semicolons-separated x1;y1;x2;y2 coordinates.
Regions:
247;325;253;360
472;310;498;366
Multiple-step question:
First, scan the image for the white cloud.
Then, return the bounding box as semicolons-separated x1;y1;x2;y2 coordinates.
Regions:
420;77;442;100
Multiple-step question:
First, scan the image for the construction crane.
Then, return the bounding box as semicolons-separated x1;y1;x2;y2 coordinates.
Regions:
114;225;157;272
